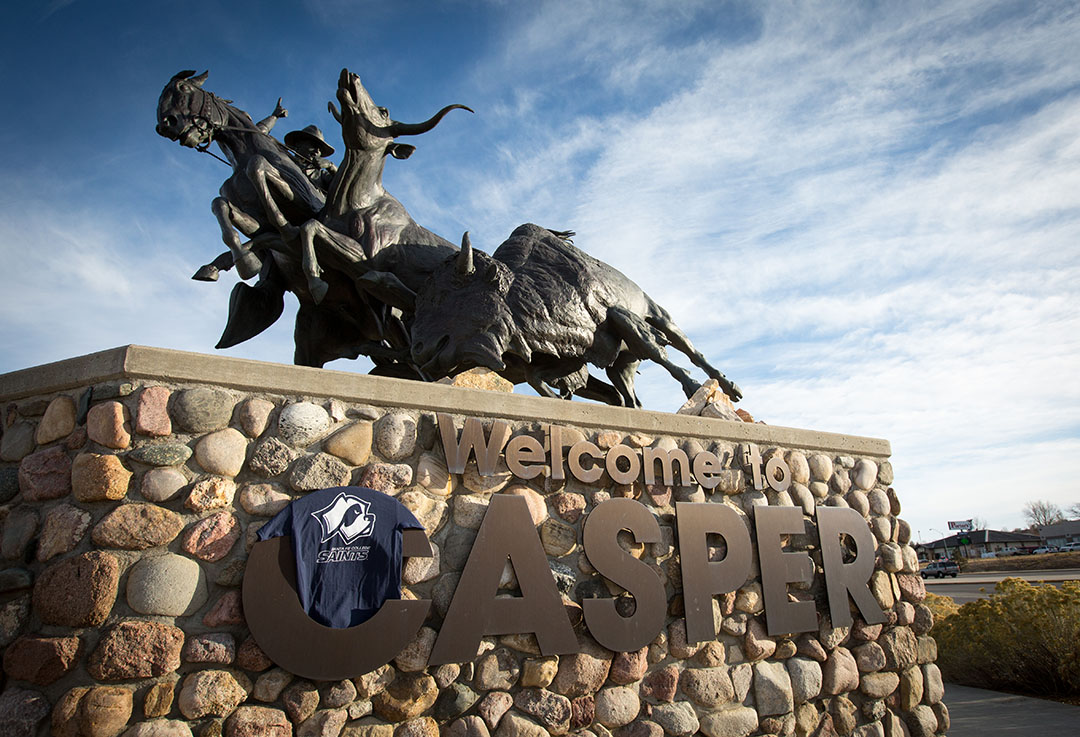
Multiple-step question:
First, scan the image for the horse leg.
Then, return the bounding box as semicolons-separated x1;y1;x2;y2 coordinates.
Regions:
246;155;300;237
605;350;642;409
211;197;263;279
644;307;742;401
192;251;234;282
606;307;701;400
574;373;625;406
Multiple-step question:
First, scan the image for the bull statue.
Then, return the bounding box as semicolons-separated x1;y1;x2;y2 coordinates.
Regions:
409;225;742;408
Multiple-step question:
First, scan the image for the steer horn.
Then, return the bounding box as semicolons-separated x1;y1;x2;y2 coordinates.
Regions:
456;232;474;276
388;104;473;137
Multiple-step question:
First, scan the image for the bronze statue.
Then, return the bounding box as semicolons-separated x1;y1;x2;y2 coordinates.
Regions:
156;68;742;405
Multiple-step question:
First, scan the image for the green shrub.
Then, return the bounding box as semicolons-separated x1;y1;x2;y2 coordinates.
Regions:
932;578;1080;696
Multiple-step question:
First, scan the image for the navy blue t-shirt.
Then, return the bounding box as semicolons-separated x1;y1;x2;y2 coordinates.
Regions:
256;486;424;628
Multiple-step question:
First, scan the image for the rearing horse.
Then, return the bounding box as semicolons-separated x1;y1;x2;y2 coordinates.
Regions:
156;70;322;280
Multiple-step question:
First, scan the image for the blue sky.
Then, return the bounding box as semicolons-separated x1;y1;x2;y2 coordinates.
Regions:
1;0;1078;537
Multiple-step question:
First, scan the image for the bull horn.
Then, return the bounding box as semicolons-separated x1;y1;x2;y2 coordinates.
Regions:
189;71;209;87
456;232;474;276
172;70;197;81
388;104;473;137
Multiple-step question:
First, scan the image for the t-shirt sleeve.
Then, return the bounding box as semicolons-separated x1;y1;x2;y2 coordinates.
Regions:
256;505;293;541
397;504;424;531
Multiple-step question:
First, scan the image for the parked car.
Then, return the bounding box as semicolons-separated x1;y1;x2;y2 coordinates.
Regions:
1061;542;1080;552
921;560;960;579
1032;546;1059;555
996;547;1024;556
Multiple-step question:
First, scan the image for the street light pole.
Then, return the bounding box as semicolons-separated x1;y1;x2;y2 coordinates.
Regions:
931;528;951;560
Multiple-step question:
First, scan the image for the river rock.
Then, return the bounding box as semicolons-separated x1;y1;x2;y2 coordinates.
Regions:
860;672;899;699
1;507;38;559
33;550;118;626
254;669;294;703
372;673;438;721
239;482;292;516
128;442;192;467
416;452;452;495
681;667;734;709
236;398;275;438
195;428;248;477
323;421;373;465
433;683;480;722
475;648;522;691
650;701;699;737
88;620;184;680
278;402;331;448
143;681;176;718
1;422;35;462
77;686;134;737
138;467;186;502
19;445;72;501
477;691;513;730
92;503;184;549
786;657;822;704
87;401;132;449
203;591;245;627
822;646;859;695
249;437;299;477
172;388;234;433
399;491;448;535
3;634;82;685
0;686;50;737
395;627;437;672
126;553;207;616
36;396;77;444
853;459;877;490
178;669;248;719
356;461;413;494
186;476;237;512
289;453;351;491
122;719;193;737
698;706;759;737
374;412;417;461
225;705;291;737
182;512;240;562
135;386;172;437
879;627;918;670
72;452;131;501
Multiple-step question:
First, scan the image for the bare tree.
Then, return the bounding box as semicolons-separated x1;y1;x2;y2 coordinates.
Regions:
1069;502;1080;520
1022;500;1065;530
971;516;989;531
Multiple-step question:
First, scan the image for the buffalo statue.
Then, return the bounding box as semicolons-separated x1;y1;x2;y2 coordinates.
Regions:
408;224;741;408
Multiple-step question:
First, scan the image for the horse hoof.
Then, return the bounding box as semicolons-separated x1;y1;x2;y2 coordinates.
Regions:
308;277;330;304
235;252;263;280
192;265;220;282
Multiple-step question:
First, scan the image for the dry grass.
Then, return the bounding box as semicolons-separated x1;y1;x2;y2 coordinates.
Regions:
957;551;1080;573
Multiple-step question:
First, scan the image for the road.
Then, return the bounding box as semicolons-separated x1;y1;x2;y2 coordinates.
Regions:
924;568;1080;604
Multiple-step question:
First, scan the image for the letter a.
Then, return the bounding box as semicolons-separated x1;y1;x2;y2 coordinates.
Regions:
428;495;579;664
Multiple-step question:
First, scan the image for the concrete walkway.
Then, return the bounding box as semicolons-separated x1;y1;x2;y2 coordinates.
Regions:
945;682;1080;735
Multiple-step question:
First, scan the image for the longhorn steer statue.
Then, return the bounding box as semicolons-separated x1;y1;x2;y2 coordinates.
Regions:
409;224;742;408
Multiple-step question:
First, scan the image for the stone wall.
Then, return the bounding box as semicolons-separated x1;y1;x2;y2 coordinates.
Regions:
0;346;947;737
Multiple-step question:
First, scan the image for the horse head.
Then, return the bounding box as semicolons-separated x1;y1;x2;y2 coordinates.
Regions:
156;70;236;149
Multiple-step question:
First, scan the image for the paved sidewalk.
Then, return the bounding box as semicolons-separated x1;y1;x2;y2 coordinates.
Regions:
945;682;1080;735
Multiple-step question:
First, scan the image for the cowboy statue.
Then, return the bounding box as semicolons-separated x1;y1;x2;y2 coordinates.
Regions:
285;125;338;191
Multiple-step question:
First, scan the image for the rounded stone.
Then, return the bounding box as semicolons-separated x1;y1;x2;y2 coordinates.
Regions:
594;686;640;728
2;634;82;686
394;627;437;672
87;401;132;450
681;667;735;709
88;620;184;680
237;398;276;439
143;682;177;719
853;459;878;490
503;485;548;526
178;669;248;719
374;412;417;461
36;504;91;561
140;467;188;502
514;688;572;732
36;396;77;445
126;553;208;616
650;701;699;737
877;461;895;485
92;503;184;550
860;671;899;699
121;720;193;737
356;462;413;494
182;512;240;562
226;705;292;737
18;445;72;501
416;452;452;496
128;443;193;467
323;421;373;466
172;388;235;433
277;402;331;448
540;518;578;557
822;646;859;695
807;454;833;482
1;508;39;560
867;489;890;516
453;494;490;530
551;646;611;698
78;686;134;737
475;648;522;692
195;428;248;477
753;660;793;715
372;673;438;722
1;422;36;462
239;482;292;516
698;706;759;737
72;452;132;501
33;550;119;627
135;385;173;437
289;453;351;492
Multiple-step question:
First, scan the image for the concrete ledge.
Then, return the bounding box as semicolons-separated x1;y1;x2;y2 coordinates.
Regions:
0;345;891;457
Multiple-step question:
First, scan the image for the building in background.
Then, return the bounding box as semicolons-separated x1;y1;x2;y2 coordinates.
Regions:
917;529;1041;559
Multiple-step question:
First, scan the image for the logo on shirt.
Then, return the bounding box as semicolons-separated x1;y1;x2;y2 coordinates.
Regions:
311;492;376;545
